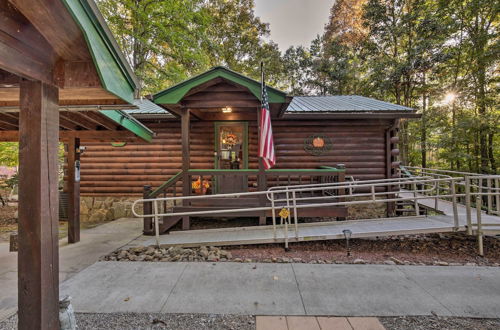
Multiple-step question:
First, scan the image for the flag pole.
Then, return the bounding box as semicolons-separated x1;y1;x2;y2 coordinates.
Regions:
257;61;266;225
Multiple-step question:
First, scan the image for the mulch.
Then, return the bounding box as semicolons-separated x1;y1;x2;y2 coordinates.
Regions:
225;233;500;266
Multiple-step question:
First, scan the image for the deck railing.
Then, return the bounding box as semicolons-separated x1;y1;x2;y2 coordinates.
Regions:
141;167;345;234
401;166;500;216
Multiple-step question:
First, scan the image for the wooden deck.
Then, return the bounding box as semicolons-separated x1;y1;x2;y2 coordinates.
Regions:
143;215;466;248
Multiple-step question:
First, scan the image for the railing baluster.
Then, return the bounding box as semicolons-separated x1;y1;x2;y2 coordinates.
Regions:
476;195;483;256
450;178;459;231
496;178;500;215
487;178;492;214
465;176;472;235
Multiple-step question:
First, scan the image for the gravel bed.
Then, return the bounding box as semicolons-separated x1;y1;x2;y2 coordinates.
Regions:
0;313;255;330
108;233;500;266
380;316;500;330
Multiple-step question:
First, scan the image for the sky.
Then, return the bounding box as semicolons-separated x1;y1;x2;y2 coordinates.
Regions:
254;0;332;52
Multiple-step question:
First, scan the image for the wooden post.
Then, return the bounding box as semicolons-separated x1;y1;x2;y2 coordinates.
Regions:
181;109;190;230
67;137;81;243
337;166;346;221
18;79;60;329
143;185;153;235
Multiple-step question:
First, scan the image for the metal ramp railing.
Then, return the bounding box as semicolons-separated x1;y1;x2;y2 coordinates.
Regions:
132;173;500;255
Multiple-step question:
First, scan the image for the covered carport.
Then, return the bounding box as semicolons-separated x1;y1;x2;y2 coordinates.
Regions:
0;0;152;328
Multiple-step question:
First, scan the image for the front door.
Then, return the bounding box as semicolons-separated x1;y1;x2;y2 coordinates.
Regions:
214;122;248;193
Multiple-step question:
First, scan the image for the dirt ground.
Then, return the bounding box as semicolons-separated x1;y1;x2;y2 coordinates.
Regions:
225;233;500;266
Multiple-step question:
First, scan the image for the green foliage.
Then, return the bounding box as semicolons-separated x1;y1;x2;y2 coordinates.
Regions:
0;143;18;167
95;0;498;174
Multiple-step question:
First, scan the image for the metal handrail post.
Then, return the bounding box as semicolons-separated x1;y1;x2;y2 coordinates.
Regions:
476;195;483;256
450;178;459;230
434;181;439;210
487;178;492;214
292;190;298;239
284;190;290;249
153;200;160;247
496;178;500;215
465;176;472;235
271;191;276;239
412;182;420;215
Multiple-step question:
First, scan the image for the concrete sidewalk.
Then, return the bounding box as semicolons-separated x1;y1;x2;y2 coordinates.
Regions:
0;218;142;320
61;261;500;318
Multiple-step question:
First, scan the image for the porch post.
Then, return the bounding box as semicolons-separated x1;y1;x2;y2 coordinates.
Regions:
181;109;190;230
67;137;81;243
18;79;60;329
257;107;267;225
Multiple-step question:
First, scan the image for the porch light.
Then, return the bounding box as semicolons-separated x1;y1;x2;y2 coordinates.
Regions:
222;106;232;113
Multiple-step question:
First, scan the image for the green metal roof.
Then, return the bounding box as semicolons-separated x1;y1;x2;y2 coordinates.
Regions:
61;0;138;103
153;66;287;104
287;96;414;113
99;110;154;142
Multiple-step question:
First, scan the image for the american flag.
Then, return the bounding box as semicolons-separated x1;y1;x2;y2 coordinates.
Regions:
259;76;275;169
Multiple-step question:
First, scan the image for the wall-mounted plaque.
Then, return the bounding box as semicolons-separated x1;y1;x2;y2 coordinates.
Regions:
304;135;332;156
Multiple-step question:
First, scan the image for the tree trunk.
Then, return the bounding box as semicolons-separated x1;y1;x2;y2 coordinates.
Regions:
488;132;497;173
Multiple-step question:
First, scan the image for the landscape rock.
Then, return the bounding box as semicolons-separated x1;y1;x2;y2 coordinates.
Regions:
384;260;396;265
353;258;366;264
390;257;405;265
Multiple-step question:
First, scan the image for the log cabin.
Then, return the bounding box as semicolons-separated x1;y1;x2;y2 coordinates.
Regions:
78;67;419;233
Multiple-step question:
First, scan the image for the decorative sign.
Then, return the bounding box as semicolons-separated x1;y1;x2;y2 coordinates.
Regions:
279;208;290;219
304;134;332;156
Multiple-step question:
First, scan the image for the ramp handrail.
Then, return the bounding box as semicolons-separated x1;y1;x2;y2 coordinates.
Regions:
132;176;463;248
132;172;500;255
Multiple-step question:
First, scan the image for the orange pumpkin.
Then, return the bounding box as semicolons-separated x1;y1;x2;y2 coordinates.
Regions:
312;137;325;148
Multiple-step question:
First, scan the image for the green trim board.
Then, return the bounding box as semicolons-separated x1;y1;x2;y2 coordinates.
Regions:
99;110;154;142
61;0;137;103
153;66;287;104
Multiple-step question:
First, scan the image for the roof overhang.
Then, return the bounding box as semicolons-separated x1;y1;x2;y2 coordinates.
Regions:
153;66;287;104
1;0;138;106
282;112;421;120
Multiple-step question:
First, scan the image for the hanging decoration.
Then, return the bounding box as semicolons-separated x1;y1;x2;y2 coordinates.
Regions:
304;134;332;156
221;129;239;147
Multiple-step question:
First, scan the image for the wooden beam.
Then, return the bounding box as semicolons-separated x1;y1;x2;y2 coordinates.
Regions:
60;111;98;130
0;69;20;86
67;137;81;243
0;130;141;142
182;99;260;108
0;38;54;85
78;111;119;131
18;79;59;329
9;0;89;60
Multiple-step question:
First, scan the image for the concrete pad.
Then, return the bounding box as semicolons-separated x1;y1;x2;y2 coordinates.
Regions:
256;316;288;330
292;264;452;316
286;316;320;330
348;317;385;330
317;317;353;330
61;261;186;313
162;263;305;315
0;272;17;312
397;266;500;318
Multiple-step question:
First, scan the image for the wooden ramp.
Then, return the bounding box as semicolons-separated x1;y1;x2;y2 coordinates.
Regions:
143;215;464;248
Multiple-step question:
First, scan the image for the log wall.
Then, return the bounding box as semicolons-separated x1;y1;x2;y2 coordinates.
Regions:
79;118;394;196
